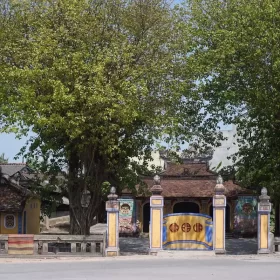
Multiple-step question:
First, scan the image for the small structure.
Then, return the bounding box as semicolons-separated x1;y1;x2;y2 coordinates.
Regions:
0;167;40;234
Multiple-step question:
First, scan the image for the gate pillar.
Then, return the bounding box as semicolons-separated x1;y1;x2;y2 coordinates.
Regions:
258;187;272;254
213;175;226;254
149;175;164;255
105;186;120;257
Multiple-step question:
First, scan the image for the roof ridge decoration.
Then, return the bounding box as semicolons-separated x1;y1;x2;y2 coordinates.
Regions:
159;146;214;163
161;161;217;178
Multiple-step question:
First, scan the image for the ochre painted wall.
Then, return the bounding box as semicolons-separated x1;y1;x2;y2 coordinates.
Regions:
0;212;19;234
24;198;41;234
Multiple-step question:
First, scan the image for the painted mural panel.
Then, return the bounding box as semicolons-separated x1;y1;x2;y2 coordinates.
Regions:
234;196;258;234
118;199;140;235
163;213;213;250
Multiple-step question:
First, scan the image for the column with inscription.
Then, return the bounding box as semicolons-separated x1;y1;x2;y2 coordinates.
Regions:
213;175;226;254
105;186;120;257
258;187;272;254
149;175;164;255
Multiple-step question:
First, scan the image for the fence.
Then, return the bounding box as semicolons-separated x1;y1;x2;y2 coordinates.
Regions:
0;233;106;256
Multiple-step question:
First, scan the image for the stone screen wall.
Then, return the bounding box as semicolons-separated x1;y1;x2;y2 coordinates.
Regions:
234;196;258;234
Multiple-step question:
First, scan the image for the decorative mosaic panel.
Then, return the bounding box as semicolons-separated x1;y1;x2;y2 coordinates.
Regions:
234;196;258;234
118;199;139;235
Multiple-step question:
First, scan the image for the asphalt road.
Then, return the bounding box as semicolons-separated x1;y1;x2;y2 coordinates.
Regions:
0;257;279;280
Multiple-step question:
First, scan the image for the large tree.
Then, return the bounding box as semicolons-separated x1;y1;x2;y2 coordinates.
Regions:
181;0;280;198
0;0;213;234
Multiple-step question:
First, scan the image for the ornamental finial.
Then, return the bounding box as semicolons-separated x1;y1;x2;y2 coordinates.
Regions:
216;174;223;185
261;187;267;196
108;186;118;201
153;174;161;185
110;186;116;195
214;174;225;194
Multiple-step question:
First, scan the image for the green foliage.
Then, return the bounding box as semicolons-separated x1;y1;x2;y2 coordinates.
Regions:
0;0;217;234
182;0;280;201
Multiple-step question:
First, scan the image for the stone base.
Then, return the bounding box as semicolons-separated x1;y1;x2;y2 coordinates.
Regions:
215;249;226;255
105;248;120;257
149;248;163;256
258;249;270;254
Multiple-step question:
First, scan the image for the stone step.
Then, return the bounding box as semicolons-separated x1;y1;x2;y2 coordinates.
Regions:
226;232;234;239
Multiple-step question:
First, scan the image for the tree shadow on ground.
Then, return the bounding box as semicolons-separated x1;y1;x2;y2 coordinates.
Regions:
226;238;258;255
119;237;149;256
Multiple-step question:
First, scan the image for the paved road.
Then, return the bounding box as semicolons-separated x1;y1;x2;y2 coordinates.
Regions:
0;257;279;280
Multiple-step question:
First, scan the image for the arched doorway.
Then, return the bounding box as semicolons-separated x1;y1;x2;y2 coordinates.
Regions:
173;202;199;213
209;204;231;232
143;203;150;233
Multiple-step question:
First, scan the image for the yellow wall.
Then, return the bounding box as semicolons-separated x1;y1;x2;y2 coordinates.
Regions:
214;209;224;249
0;213;19;234
108;213;117;247
24;198;41;234
151;209;161;248
0;198;40;235
260;214;268;249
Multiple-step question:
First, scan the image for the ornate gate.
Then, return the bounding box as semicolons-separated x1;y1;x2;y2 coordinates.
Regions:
163;213;213;250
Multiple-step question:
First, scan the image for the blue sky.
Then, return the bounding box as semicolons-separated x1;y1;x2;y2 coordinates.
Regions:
0;124;233;163
0;133;30;162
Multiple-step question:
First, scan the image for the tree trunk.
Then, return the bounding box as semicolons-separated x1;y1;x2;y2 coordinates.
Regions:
69;197;89;235
67;150;105;235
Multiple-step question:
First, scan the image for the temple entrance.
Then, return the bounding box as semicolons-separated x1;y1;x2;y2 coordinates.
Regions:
173;202;199;213
143;203;150;233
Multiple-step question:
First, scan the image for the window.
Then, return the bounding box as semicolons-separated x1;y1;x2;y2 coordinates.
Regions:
4;214;16;229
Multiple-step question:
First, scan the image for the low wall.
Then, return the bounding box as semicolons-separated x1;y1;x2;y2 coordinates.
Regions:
0;233;106;256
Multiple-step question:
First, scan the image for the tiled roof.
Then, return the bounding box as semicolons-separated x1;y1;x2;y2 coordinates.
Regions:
0;163;28;176
0;172;32;212
122;162;250;198
142;178;247;198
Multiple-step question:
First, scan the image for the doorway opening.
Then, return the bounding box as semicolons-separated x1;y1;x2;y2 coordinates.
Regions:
143;203;150;233
226;204;231;233
173;202;200;214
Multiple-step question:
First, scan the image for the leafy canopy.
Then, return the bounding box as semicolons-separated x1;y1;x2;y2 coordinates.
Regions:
183;0;280;198
0;0;217;233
